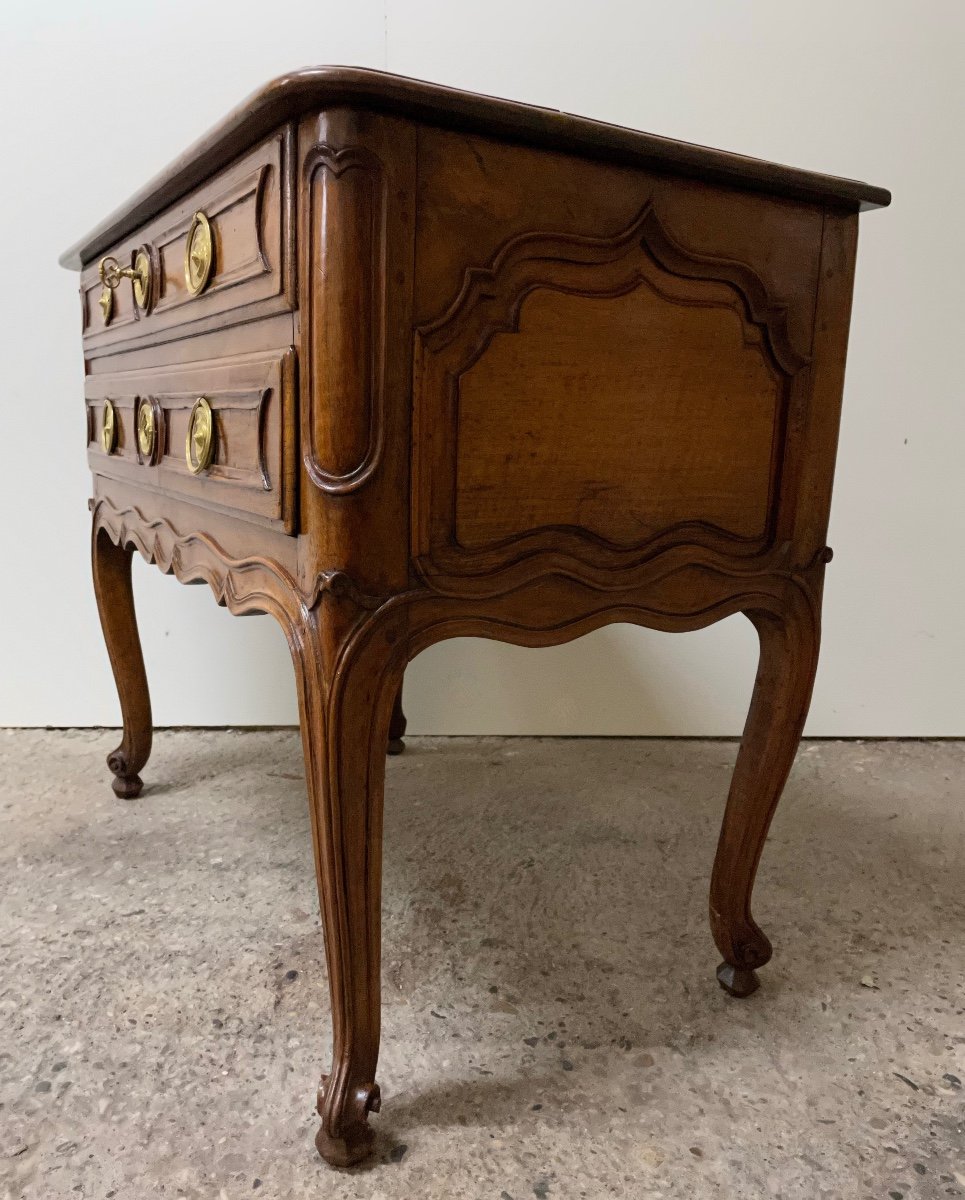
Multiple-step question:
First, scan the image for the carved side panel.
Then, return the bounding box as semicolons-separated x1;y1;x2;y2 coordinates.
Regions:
456;285;779;548
414;204;810;594
302;145;387;494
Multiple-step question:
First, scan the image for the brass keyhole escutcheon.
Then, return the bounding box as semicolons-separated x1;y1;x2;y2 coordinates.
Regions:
136;398;156;460
186;397;214;474
98;247;154;315
98;286;114;325
184;211;214;296
101;399;117;454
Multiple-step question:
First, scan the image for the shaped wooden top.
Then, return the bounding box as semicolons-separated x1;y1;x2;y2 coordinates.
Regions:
60;66;890;269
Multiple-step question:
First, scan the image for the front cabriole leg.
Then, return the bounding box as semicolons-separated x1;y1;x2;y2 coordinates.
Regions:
91;523;153;799
289;599;405;1167
710;583;821;997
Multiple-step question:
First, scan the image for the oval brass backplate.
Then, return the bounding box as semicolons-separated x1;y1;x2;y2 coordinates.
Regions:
184;211;214;296
136;397;157;461
132;247;154;312
101;399;117;454
186;397;214;474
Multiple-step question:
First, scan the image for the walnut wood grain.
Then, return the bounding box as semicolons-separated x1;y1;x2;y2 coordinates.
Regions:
415;200;804;585
64;70;888;1168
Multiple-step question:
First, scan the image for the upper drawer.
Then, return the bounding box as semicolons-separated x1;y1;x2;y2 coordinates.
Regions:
79;130;294;357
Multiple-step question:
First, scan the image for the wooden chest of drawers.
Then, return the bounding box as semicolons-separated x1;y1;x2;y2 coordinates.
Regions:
61;67;888;1167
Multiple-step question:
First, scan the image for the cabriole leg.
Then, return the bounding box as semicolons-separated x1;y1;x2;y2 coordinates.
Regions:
710;595;820;997
387;684;407;755
291;614;401;1167
91;525;153;799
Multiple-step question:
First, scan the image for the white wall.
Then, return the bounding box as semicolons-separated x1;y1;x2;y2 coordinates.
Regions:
1;0;961;735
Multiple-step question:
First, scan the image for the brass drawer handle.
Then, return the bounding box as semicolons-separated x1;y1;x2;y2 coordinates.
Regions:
136;396;158;463
184;211;214;296
186;397;214;474
98;246;154;321
101;399;117;454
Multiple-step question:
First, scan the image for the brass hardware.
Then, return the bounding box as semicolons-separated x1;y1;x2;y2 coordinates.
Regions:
98;246;153;312
98;286;113;325
101;399;117;454
136;397;156;460
131;248;153;309
184;211;213;296
186;397;214;474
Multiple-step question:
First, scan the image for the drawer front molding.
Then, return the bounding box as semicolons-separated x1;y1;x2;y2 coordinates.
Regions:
86;348;296;532
151;164;272;313
79;131;294;356
413;202;811;595
302;144;387;494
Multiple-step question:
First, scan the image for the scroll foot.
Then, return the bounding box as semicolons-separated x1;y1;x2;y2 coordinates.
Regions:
108;756;144;800
314;1119;376;1169
314;1076;381;1167
716;962;761;998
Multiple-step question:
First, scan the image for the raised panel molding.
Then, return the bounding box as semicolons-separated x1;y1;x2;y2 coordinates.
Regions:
81;165;275;330
413;202;810;594
78;130;293;357
153;162;273;312
418;203;807;374
302;144;387;494
84;348;295;531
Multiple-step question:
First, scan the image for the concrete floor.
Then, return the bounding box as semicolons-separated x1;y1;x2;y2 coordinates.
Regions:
0;732;963;1200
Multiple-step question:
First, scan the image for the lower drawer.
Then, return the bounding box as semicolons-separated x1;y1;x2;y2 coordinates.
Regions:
86;347;296;532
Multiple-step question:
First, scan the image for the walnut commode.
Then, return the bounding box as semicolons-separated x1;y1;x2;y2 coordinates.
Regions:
61;67;889;1167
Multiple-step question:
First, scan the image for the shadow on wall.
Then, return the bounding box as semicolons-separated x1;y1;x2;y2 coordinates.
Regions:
403;614;760;737
134;547;759;736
